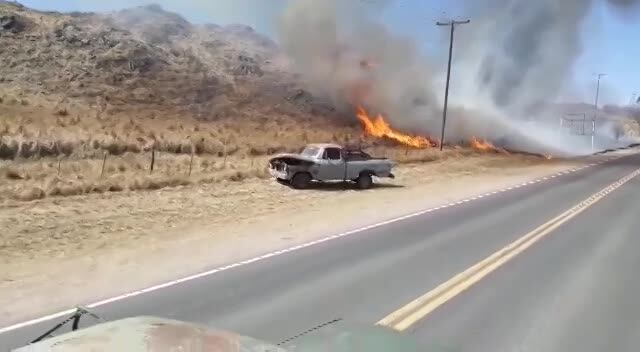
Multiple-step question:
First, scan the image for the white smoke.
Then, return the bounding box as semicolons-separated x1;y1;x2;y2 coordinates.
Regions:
278;0;639;155
278;0;441;135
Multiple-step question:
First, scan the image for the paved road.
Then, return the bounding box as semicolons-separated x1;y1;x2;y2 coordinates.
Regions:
2;151;639;351
413;163;640;352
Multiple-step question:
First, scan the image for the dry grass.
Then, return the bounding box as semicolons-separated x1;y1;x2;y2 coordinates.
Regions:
0;152;276;201
0;99;357;160
0;142;548;202
0;96;553;203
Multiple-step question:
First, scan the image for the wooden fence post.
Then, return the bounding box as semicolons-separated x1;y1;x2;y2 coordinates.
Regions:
223;138;228;169
100;152;107;178
149;145;155;174
188;144;194;177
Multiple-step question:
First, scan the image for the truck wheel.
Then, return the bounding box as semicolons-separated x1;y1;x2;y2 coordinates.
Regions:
291;172;312;189
356;173;373;190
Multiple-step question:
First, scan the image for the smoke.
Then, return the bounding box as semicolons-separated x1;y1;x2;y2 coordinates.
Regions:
278;0;640;155
278;0;441;135
459;0;639;115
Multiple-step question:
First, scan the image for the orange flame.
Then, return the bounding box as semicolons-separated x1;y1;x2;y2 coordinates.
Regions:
356;106;434;148
470;137;508;154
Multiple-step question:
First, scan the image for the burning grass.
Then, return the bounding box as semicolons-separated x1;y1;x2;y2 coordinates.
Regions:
469;137;509;154
356;106;438;148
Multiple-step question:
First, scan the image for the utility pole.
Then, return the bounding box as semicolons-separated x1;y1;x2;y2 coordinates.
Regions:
436;19;470;151
593;73;606;151
594;73;606;120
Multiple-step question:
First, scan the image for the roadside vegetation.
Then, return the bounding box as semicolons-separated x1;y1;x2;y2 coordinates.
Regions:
0;95;519;202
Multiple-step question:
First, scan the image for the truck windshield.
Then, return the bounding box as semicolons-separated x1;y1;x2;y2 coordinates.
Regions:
301;147;321;158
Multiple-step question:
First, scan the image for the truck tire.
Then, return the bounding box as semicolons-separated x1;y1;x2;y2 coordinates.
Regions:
356;173;373;190
291;172;312;189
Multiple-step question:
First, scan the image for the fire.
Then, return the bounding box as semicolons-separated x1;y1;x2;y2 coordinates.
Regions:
356;106;434;148
470;137;508;154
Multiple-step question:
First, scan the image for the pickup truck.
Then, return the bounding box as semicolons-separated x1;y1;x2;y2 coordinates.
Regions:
268;143;396;189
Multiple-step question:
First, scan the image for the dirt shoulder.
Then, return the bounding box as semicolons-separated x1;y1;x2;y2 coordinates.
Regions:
0;153;585;324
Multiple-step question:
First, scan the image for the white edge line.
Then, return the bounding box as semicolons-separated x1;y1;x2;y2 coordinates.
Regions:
0;310;77;334
0;156;619;334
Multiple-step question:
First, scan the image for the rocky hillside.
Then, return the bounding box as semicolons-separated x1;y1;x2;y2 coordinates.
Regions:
0;1;354;160
0;1;340;114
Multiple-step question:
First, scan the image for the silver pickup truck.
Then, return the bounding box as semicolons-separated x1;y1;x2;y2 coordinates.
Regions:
268;143;396;189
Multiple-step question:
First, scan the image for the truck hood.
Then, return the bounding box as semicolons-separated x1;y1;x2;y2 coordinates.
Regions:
14;316;285;352
269;153;317;163
282;320;423;352
15;317;437;352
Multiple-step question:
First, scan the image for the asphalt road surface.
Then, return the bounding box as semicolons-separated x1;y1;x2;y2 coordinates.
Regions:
2;151;640;351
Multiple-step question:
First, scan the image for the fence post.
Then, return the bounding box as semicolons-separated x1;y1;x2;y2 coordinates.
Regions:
57;158;62;175
100;152;107;178
223;138;228;169
188;144;194;177
149;145;155;174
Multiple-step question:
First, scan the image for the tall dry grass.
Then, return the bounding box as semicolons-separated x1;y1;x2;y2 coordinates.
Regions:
0;97;359;160
0;143;529;202
0;152;275;202
0;95;544;202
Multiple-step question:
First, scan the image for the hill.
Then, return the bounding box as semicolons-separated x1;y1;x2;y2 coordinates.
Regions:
2;1;470;201
0;1;353;162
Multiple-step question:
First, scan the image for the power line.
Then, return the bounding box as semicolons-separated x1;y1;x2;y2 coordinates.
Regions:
436;19;470;151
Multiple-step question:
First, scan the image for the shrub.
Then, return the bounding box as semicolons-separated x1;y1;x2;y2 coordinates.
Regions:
4;167;23;180
55;108;69;116
13;187;45;201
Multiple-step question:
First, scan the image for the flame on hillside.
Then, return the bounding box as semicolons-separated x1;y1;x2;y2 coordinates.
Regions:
356;106;435;148
470;137;509;154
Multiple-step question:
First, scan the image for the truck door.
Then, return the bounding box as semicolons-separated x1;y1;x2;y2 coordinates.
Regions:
316;147;346;181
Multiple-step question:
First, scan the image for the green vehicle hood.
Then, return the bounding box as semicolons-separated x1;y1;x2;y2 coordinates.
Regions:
282;320;422;352
14;316;434;352
14;316;285;352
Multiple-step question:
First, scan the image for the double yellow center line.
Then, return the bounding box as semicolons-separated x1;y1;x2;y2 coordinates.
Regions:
378;167;640;332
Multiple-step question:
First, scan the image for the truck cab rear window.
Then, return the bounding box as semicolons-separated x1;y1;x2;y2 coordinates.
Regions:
323;148;342;160
344;151;371;161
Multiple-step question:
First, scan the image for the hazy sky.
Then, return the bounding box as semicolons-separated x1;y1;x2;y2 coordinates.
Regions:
19;0;640;105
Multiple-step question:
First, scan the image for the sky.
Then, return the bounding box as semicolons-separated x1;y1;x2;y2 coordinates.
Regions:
18;0;640;106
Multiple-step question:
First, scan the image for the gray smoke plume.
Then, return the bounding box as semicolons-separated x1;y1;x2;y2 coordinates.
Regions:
278;0;441;135
459;0;639;116
279;0;640;154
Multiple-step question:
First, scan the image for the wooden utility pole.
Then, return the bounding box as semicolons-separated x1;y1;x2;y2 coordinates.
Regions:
436;19;470;151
